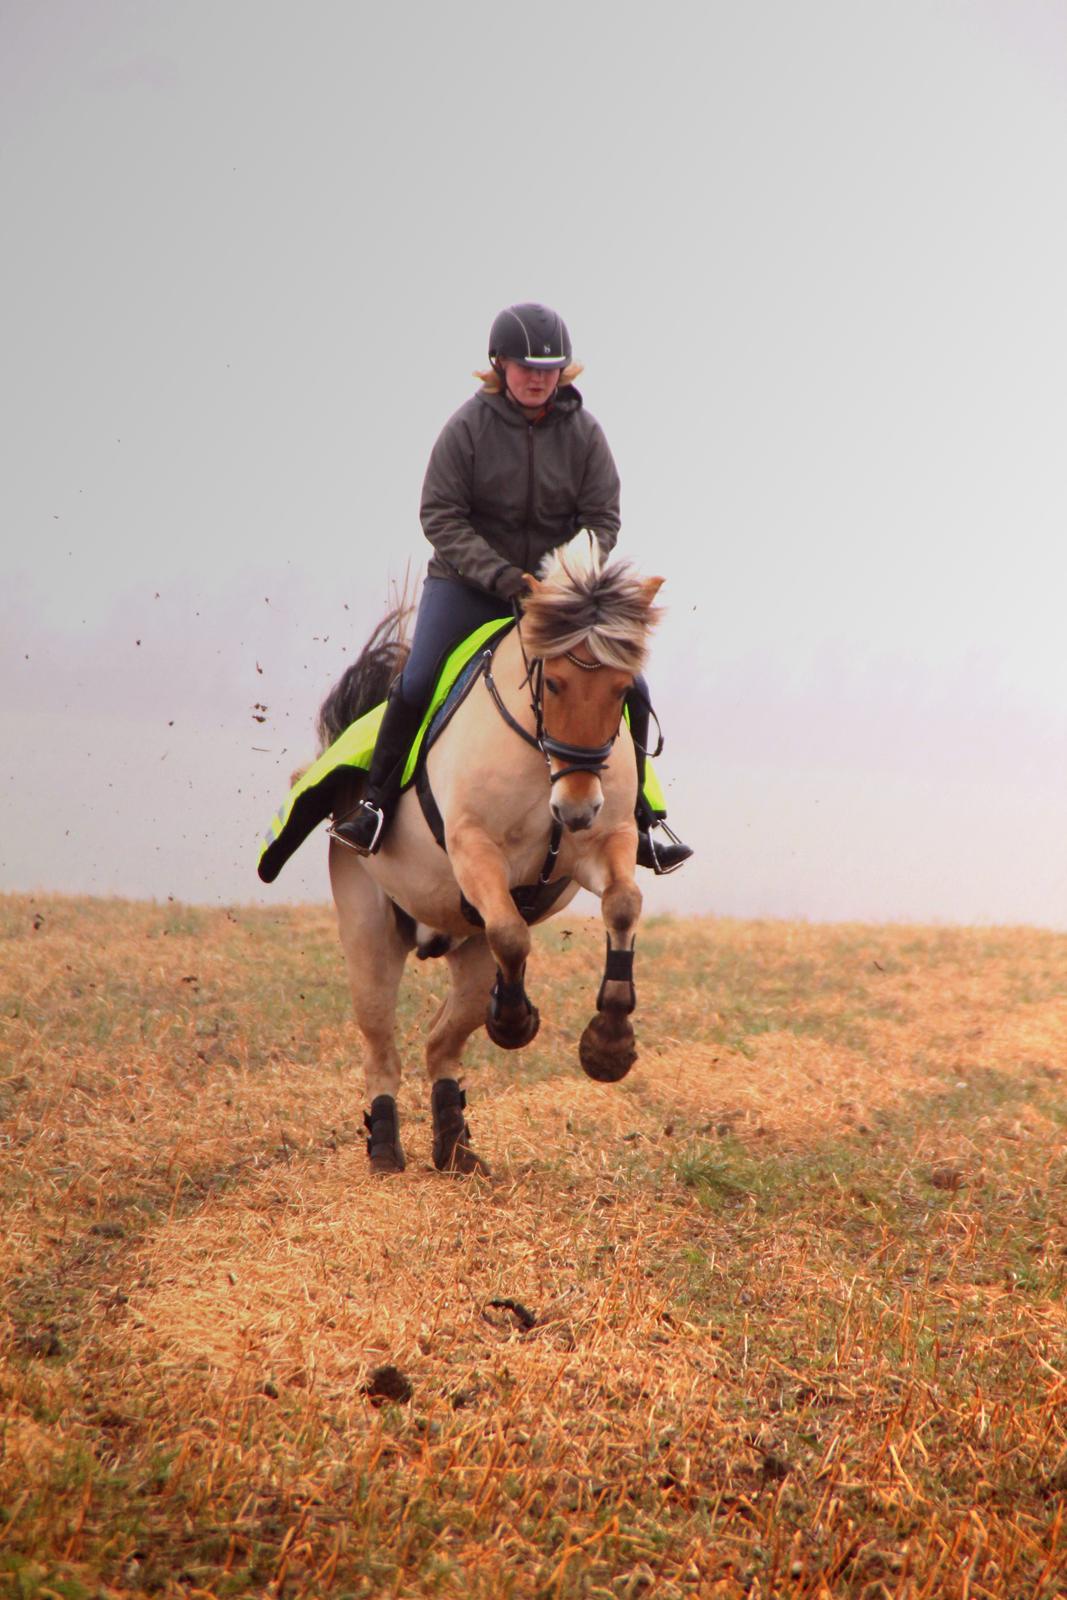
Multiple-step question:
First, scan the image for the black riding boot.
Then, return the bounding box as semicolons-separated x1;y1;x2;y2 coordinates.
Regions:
330;684;426;856
627;689;693;876
635;798;694;875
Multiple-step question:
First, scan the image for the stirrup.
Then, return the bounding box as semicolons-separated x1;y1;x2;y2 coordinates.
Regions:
637;819;693;876
329;799;386;857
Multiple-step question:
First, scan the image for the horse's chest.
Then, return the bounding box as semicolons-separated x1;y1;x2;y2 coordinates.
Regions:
502;818;539;853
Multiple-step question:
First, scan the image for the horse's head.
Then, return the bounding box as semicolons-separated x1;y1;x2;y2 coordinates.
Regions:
521;549;664;833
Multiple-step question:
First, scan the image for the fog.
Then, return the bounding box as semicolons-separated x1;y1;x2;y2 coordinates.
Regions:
3;1;1065;926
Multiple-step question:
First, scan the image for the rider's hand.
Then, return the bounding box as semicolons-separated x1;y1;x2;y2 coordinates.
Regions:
497;567;530;601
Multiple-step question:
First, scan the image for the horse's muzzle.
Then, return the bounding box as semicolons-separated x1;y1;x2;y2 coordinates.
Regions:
551;793;604;832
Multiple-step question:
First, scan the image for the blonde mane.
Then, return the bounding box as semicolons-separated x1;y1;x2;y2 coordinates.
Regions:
520;543;663;673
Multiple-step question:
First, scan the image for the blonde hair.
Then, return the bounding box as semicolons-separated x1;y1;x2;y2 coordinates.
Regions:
474;361;585;393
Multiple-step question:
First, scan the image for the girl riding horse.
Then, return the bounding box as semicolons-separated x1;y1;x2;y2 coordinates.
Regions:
331;302;691;874
323;546;667;1174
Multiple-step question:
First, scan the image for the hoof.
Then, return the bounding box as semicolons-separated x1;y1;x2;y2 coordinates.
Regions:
485;1001;541;1051
365;1094;406;1173
431;1079;491;1177
579;1009;637;1082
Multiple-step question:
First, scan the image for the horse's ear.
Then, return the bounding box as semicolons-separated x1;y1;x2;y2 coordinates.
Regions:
522;573;544;596
641;576;665;605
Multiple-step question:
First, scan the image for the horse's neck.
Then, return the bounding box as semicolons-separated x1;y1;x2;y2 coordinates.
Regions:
433;626;542;801
422;620;543;832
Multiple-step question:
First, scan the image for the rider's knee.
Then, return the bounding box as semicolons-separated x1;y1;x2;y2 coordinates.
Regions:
396;660;435;709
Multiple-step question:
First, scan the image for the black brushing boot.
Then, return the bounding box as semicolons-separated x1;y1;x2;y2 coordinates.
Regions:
330;683;426;856
365;1094;405;1174
431;1079;488;1176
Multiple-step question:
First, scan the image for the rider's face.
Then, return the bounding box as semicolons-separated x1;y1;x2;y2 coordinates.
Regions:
501;360;562;410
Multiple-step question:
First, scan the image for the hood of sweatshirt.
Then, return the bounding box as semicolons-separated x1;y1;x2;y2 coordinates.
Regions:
473;384;584;428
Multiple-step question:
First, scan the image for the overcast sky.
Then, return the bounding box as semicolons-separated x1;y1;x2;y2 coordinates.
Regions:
2;0;1065;927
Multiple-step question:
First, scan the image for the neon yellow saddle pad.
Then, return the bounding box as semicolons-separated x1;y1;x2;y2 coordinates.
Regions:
257;617;512;883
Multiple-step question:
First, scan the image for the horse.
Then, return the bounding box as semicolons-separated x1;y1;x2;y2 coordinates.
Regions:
319;547;664;1176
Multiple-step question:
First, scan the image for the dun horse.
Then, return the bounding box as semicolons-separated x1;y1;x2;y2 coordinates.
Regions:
320;548;664;1175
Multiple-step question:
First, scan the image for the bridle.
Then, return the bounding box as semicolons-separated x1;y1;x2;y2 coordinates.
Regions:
482;619;623;786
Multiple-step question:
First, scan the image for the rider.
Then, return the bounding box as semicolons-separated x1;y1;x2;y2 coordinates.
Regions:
332;302;692;873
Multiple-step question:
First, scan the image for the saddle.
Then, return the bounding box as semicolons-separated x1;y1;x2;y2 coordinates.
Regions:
258;618;513;883
256;615;572;929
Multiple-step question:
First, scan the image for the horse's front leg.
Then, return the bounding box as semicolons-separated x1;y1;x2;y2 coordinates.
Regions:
574;826;642;1082
447;822;540;1050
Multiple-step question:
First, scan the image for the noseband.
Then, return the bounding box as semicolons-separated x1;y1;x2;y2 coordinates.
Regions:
482;633;622;785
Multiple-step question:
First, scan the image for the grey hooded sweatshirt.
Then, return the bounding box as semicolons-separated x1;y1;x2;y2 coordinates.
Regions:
420;385;621;598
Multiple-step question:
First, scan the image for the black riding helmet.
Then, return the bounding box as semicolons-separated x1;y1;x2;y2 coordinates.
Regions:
489;303;572;370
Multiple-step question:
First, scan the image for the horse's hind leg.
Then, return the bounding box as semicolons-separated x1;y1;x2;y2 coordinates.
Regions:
574;828;642;1083
330;844;413;1173
425;935;496;1176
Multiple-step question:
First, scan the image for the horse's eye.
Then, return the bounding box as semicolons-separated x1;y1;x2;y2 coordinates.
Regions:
545;677;562;695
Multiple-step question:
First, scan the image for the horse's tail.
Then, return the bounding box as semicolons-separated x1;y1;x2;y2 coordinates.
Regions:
316;603;412;752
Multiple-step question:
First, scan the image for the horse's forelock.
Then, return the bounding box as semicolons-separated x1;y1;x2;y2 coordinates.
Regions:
522;552;660;673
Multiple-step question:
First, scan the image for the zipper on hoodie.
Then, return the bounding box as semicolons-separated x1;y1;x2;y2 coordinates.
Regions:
523;423;535;575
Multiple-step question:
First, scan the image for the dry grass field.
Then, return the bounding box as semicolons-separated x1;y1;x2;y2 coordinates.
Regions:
1;893;1066;1599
